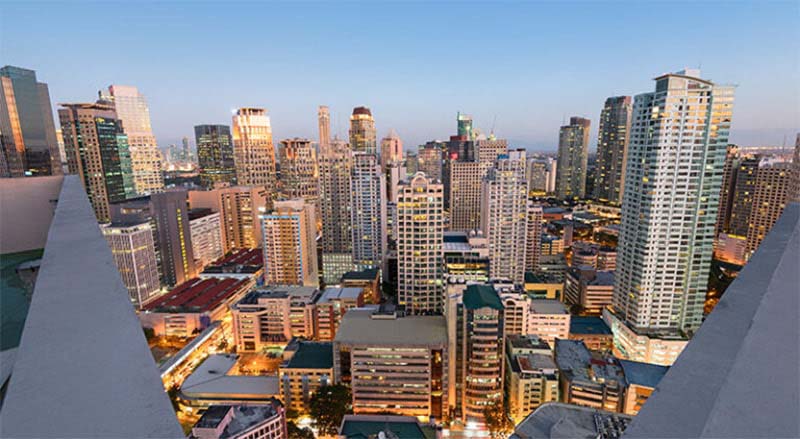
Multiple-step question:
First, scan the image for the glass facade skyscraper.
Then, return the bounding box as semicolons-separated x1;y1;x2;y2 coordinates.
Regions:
195;124;235;188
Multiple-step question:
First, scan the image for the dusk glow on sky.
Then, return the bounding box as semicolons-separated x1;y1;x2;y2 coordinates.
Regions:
3;1;798;150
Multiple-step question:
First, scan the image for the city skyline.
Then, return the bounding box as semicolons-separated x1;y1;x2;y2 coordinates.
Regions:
2;2;798;150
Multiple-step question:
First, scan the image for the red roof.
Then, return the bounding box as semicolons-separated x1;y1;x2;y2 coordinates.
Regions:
209;248;262;267
142;277;249;313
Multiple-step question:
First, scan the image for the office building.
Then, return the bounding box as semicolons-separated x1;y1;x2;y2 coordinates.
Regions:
261;199;318;287
315;287;364;341
350;107;386;270
334;309;448;420
278;138;319;210
232;107;276;191
525;205;543;272
99;85;164;195
318;105;330;149
191;402;287;439
554;339;625;412
564;267;614;316
279;341;333;414
612;70;734;357
232;286;320;351
443;231;490;282
745;158;792;257
195;124;235;189
482;149;529;284
448;159;484;231
714;145;740;235
727;155;760;236
505;342;559;422
397;173;444;314
476;138;508;166
59;102;135;222
445;284;505;423
319;137;353;280
340;268;381;304
593;96;632;204
0;66;61;177
556;117;591;200
189;208;224;270
100;221;160;308
417;142;442;181
189;186;270;252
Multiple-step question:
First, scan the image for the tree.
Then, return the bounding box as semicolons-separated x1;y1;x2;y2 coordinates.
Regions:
483;401;513;439
309;384;351;436
287;421;315;439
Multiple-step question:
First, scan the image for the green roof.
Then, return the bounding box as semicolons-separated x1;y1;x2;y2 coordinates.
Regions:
463;284;504;311
285;341;333;369
340;420;426;439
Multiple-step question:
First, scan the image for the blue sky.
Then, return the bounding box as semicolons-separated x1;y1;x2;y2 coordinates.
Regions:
2;1;798;151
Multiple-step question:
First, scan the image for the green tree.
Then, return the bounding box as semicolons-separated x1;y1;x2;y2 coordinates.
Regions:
287;421;315;439
483;401;513;439
309;384;352;436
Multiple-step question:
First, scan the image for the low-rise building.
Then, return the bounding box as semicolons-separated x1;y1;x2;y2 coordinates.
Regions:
181;354;280;406
340;268;381;304
534;254;568;283
713;233;747;266
619;360;669;416
140;277;253;337
602;308;688;367
528;300;570;347
506;351;559;423
279;340;333;414
334;308;448;421
523;272;563;300
200;248;264;282
596;247;617;271
568;316;613;352
190;401;287;439
315;287;364;341
231;286;320;352
510;402;632;439
338;415;438;439
540;234;564;256
554;339;625;413
564;268;614;315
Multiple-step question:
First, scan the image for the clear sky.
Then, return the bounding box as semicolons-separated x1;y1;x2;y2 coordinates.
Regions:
2;1;798;151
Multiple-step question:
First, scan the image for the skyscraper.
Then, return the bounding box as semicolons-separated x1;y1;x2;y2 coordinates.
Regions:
714;145;740;236
101;221;161;308
261;199;318;287
417;142;443;182
188;185;270;252
99;85;164;195
349;107;386;270
232;107;276;192
397;173;444;314
380;129;403;171
0;66;61;177
556;117;591;200
195;124;235;189
59;102;136;222
278;138;319;210
745;158;792;257
181;136;191;162
594;96;632;204
318;105;330;150
611;70;734;353
319;137;354;282
449;160;484;231
481;149;529;284
727;156;760;236
525;204;544;271
150;190;197;287
457;112;474;140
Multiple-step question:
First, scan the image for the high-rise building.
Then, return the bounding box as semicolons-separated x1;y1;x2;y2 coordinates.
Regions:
714;145;740;236
189;186;270;252
445;283;505;423
594;96;632;204
527;158;553;194
449;160;484;231
481;149;529;284
476;138;508;166
150;190;197;287
457;112;474;140
101;221;161;308
791;134;800;202
99;85;164;195
417;142;443;182
0;66;61;177
611;70;734;355
380;129;403;171
556;117;591;200
349;107;386;270
727;156;760;236
59;102;136;222
745;159;792;257
278;138;319;210
525;204;543;272
232;107;276;192
318;105;330;150
181;136;191;162
195;124;235;189
261;199;318;287
397;173;444;314
188;208;224;270
319;137;354;281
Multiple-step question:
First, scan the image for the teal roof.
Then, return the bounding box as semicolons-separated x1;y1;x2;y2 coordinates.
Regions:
340;420;426;439
285;341;333;369
1;249;43;350
463;284;504;311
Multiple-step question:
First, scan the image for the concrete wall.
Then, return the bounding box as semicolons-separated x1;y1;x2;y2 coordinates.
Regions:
0;176;63;254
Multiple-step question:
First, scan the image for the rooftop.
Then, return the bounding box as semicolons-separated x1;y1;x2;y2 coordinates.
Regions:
142;277;249;312
525;272;562;284
619;360;669;389
511;402;632;439
569;316;612;335
188;207;216;221
516;353;558;374
508;334;553;352
284;341;333;370
207;248;263;268
341;267;380;281
318;286;363;304
193;403;282;439
236;285;319;307
463;284;504;310
554;339;623;386
0;176;182;438
181;354;280;401
589;271;615;286
623;203;800;438
530;299;568;315
339;415;433;439
335;309;448;346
